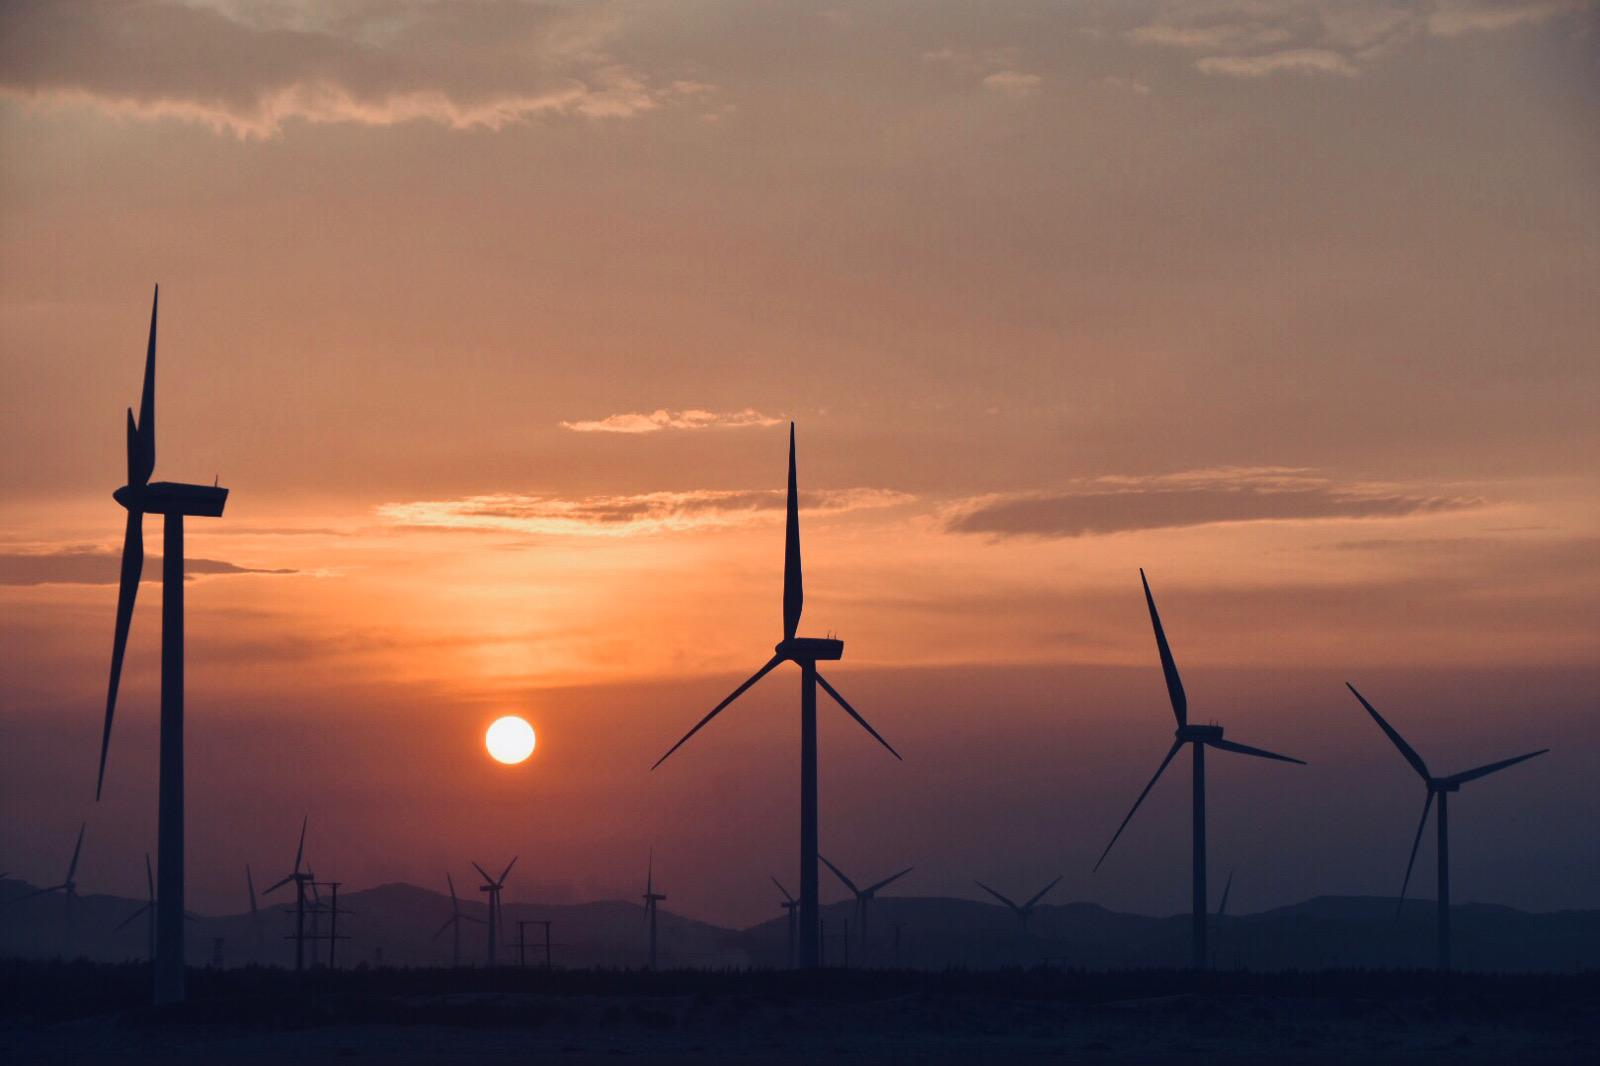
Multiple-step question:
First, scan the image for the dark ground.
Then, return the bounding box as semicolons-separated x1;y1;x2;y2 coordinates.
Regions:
3;962;1597;1064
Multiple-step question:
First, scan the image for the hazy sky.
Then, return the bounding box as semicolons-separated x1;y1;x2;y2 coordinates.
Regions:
2;0;1597;929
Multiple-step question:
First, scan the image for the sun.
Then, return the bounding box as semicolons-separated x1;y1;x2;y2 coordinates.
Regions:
485;716;536;765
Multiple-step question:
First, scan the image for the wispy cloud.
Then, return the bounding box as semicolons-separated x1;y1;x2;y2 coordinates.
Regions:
0;547;300;586
944;468;1480;539
0;0;713;138
559;409;783;434
1195;48;1359;78
923;45;1041;99
378;487;913;536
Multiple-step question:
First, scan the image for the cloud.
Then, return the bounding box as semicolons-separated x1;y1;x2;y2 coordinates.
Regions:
0;0;710;138
1427;0;1593;37
559;409;783;434
0;547;300;585
943;468;1480;539
1195;48;1360;77
982;70;1043;98
377;487;914;536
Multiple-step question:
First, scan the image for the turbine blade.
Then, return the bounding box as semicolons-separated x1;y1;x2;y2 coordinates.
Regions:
1140;570;1187;728
247;864;258;918
652;655;784;770
865;866;913;894
97;510;144;800
67;823;86;883
139;285;157;474
294;817;307;875
1347;683;1430;781
499;856;518;883
471;861;493;884
262;874;293;895
6;884;66;905
1023;875;1063;911
1206;737;1306;765
818;855;860;896
434;916;454;939
1397;790;1435;918
145;854;154;902
975;881;1019;912
1095;739;1184;872
815;672;901;760
1217;870;1233;918
114;903;151;933
770;876;795;903
1445;749;1549;786
447;872;459;909
783;423;803;642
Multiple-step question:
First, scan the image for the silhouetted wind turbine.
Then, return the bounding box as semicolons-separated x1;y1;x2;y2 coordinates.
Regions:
975;875;1062;937
772;876;800;969
819;855;912;954
113;854;158;961
434;873;483;967
262;817;314;971
10;823;91;957
246;864;271;963
1211;869;1232;970
95;286;228;1004
642;853;666;971
473;857;516;967
1095;570;1305;970
1347;683;1548;972
653;424;901;969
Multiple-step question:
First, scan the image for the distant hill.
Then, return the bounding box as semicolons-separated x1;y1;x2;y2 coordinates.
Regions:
3;877;1597;972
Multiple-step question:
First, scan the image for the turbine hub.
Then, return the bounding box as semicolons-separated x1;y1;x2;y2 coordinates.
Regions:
112;485;140;510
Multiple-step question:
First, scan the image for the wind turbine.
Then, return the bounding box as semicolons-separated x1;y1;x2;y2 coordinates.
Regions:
641;853;667;971
95;285;229;1004
1211;869;1232;970
819;855;912;956
1347;683;1548;972
472;857;516;967
433;873;483;967
10;823;91;957
1095;570;1305;970
974;875;1062;937
246;864;272;963
772;877;800;969
262;817;314;971
113;854;158;961
653;424;902;969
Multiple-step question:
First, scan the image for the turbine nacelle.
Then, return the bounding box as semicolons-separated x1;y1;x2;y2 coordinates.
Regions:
1177;725;1224;743
775;636;844;662
115;481;229;517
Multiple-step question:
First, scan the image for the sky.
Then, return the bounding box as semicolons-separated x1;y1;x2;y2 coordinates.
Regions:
1;0;1597;930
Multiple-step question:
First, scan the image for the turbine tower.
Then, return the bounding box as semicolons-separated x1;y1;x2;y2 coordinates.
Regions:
642;853;666;971
95;286;228;1004
653;424;901;969
1095;570;1305;970
819;856;912;957
472;857;516;967
1347;683;1548;972
975;875;1062;937
262;817;314;971
11;823;90;957
433;872;483;967
772;877;800;969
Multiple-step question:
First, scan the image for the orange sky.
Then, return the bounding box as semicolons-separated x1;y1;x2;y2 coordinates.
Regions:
1;0;1597;927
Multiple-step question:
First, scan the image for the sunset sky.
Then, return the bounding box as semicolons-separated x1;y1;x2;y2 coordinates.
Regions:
2;0;1597;929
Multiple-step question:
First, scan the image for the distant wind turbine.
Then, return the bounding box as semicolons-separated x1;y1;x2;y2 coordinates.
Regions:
1095;570;1305;970
642;853;666;971
1211;869;1232;970
95;286;229;1004
819;855;912;955
246;864;271;963
1347;683;1548;972
262;817;314;971
472;857;516;967
434;872;484;967
974;875;1062;937
9;823;91;957
772;877;800;969
113;854;158;961
653;424;902;969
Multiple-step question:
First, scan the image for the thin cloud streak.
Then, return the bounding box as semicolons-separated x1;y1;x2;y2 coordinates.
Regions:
377;487;915;536
944;469;1481;538
560;409;783;434
0;547;300;586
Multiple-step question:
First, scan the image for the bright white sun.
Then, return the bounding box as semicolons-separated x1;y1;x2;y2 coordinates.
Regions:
485;716;536;764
